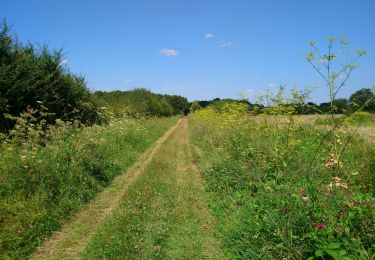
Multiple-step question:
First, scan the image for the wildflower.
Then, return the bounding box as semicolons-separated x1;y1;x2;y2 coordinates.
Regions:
333;176;341;183
325;160;335;168
315;223;324;230
325;153;338;168
332;176;348;189
27;106;37;114
340;183;348;189
299;189;306;195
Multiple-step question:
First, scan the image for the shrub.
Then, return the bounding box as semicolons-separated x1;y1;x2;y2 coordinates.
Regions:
0;21;103;132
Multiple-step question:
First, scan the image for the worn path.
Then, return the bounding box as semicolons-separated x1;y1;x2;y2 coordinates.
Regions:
31;118;222;259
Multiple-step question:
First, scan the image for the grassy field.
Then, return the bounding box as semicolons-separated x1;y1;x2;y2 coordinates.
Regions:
0;116;179;259
189;105;374;259
78;118;222;259
1;110;374;259
27;118;223;259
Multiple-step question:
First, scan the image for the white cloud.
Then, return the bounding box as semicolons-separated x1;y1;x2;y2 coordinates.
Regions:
246;88;254;94
160;48;179;57
218;41;232;48
268;83;277;88
60;59;68;65
204;32;214;39
124;79;132;83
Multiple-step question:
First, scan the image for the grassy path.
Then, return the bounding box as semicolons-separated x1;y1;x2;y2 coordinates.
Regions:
31;118;222;259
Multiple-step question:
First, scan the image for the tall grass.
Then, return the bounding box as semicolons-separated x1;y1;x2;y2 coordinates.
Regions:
0;115;178;259
189;103;374;259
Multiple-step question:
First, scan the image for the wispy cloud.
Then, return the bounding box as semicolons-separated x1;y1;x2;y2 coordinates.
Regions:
204;32;214;39
218;41;232;48
160;48;179;57
60;59;68;65
124;79;132;83
268;83;277;88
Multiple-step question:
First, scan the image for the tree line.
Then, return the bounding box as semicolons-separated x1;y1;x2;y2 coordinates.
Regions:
0;21;189;133
191;88;375;114
92;89;189;118
1;21;373;133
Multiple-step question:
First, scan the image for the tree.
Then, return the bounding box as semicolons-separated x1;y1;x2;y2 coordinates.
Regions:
332;98;349;114
0;21;102;131
91;89;190;117
190;101;202;112
349;88;375;112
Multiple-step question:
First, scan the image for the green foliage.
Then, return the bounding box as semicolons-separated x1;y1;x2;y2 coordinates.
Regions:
191;89;374;116
0;21;103;132
0;114;178;259
349;88;375;112
92;88;189;117
190;100;202;112
190;109;374;259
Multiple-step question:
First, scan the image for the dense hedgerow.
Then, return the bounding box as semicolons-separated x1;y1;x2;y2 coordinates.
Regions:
92;89;190;118
0;112;178;259
189;103;374;259
0;21;104;132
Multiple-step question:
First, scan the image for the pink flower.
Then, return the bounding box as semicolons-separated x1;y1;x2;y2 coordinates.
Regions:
299;189;306;195
315;223;324;230
325;161;335;168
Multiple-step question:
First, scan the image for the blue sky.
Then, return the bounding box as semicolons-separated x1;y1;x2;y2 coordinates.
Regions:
2;0;375;102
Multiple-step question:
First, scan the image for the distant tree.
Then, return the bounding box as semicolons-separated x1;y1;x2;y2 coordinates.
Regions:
92;89;189;117
190;101;202;112
318;102;331;113
164;95;190;115
332;98;349;114
198;100;211;108
349;88;375;112
305;102;318;114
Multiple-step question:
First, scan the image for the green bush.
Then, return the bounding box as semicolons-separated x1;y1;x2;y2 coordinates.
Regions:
0;21;103;132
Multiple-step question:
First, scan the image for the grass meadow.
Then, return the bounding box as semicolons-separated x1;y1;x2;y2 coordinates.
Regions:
189;103;374;259
0;115;179;259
